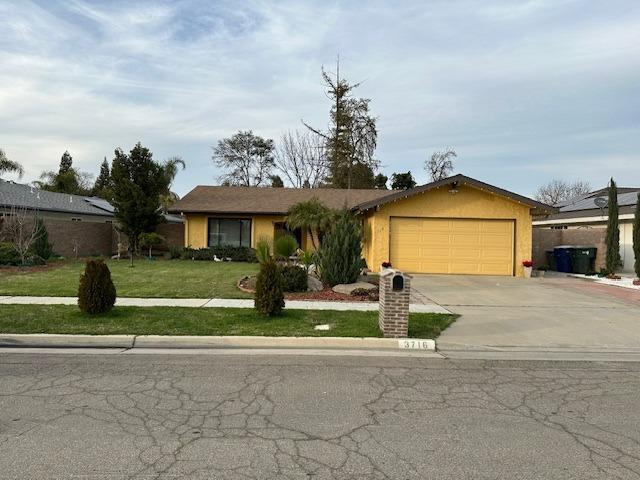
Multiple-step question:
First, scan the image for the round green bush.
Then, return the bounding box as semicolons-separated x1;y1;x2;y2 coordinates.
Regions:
78;259;117;314
280;265;308;292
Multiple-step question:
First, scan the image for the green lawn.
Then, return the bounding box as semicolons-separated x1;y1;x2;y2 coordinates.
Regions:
0;260;259;298
0;305;456;338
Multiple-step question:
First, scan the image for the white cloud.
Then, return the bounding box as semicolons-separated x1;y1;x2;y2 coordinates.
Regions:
0;0;638;196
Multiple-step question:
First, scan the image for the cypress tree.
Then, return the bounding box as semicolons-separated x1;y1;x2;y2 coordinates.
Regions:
633;193;640;279
605;178;621;273
254;259;285;315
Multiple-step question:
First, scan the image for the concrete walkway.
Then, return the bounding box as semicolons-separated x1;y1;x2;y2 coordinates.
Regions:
0;295;450;314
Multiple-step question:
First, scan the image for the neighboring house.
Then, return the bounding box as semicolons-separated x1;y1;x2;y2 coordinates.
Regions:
0;179;184;257
169;174;552;277
533;186;640;272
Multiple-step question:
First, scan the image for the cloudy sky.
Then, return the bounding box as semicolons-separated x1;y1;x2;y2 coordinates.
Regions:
1;0;638;197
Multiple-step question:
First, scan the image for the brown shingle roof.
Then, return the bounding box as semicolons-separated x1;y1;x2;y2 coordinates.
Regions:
169;186;392;215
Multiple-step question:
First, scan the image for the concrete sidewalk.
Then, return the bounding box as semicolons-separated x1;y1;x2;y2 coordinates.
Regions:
0;295;450;314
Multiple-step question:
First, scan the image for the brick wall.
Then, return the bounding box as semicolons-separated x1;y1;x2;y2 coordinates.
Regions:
532;227;607;270
44;218;114;258
156;223;184;248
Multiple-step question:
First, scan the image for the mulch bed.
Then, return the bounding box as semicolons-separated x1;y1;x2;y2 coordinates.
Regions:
285;289;375;302
238;276;378;302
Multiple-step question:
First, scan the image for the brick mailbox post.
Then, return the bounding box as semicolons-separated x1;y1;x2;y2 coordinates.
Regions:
378;269;412;338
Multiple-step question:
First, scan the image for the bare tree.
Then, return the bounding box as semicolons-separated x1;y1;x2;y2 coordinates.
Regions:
213;131;275;186
0;206;42;265
425;148;456;182
535;179;591;205
274;130;328;188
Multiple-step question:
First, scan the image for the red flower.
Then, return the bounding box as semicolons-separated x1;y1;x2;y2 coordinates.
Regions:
522;260;533;267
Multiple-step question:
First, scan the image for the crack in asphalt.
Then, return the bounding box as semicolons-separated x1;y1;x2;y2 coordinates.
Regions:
1;355;639;479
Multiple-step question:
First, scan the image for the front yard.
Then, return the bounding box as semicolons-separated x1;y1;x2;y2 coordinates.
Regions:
0;305;456;338
0;260;259;298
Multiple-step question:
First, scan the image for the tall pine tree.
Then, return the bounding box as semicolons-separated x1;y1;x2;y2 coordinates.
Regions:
36;151;91;195
605;178;621;273
59;151;73;174
111;143;169;252
304;61;378;189
92;157;112;199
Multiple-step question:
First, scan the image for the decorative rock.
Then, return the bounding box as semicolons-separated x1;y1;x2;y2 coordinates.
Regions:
307;275;324;292
332;281;377;295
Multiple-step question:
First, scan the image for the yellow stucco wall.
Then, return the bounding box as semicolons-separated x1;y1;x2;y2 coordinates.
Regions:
252;215;285;247
363;185;533;277
184;214;208;248
182;214;313;250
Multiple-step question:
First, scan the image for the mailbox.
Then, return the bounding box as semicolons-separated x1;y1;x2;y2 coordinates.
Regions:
392;274;404;292
379;269;412;338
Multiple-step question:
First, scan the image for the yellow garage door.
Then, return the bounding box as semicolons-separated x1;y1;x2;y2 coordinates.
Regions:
390;217;515;275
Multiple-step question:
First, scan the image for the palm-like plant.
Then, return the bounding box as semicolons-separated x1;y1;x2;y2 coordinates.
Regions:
0;149;24;179
160;156;186;212
286;198;333;250
274;235;298;263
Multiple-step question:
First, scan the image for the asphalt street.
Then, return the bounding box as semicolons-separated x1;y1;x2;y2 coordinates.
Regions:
1;352;639;479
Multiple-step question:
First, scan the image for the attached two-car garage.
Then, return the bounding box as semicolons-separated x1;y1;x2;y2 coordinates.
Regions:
389;217;515;275
358;175;551;278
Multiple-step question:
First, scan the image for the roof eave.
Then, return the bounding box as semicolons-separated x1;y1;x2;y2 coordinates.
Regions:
355;174;557;214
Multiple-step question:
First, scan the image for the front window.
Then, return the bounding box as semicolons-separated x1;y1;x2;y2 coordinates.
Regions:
208;218;251;247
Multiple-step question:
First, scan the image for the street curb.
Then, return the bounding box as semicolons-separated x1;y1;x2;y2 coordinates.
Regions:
0;334;134;348
0;334;436;352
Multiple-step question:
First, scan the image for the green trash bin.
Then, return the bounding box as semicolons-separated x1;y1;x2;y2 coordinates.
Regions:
572;246;597;274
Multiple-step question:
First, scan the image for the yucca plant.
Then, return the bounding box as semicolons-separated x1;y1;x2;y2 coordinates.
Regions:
255;237;272;265
297;248;315;273
274;235;298;263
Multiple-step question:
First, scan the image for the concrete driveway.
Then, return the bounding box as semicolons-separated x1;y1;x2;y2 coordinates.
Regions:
411;274;640;351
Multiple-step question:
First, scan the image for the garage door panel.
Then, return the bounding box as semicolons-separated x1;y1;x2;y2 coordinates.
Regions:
390;218;514;276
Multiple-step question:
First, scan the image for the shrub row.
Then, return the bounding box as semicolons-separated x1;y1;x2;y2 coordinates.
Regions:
0;242;46;266
179;246;257;262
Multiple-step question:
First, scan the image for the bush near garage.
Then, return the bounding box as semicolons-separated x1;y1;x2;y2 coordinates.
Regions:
317;209;363;286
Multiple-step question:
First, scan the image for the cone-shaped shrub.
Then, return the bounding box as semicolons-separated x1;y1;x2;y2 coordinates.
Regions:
254;259;285;316
33;218;53;260
78;259;117;314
